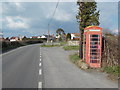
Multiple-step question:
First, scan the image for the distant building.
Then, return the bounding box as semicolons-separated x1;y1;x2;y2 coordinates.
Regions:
50;34;55;41
0;38;5;41
5;37;10;41
71;33;80;40
40;34;53;39
31;36;41;39
41;34;55;41
19;35;25;41
56;34;60;39
10;37;19;42
41;35;47;39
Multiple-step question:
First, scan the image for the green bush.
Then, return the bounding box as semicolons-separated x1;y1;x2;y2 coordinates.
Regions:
2;40;43;52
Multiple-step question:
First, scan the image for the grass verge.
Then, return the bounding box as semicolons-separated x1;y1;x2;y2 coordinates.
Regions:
69;53;80;63
69;53;89;70
60;42;67;46
63;46;79;50
102;66;120;80
41;45;60;47
103;66;120;75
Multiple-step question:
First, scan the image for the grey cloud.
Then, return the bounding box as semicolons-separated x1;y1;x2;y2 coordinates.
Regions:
2;2;78;37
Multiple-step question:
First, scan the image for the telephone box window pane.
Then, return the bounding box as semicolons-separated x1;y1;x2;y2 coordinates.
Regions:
90;35;100;37
90;53;100;55
90;57;97;59
91;56;100;59
90;53;97;55
90;46;97;48
90;49;97;52
90;60;98;63
91;38;99;41
90;42;99;45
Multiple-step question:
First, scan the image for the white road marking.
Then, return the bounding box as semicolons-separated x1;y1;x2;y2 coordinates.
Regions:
40;58;41;61
38;82;42;88
39;69;42;75
40;55;41;57
39;63;41;67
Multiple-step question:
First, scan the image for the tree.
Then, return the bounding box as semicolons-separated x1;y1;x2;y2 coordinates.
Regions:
6;37;10;41
56;28;65;35
66;33;71;41
56;28;65;41
76;0;100;59
22;36;27;40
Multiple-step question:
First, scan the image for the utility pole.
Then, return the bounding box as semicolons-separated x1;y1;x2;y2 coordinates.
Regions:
0;28;3;38
47;24;50;43
2;30;3;38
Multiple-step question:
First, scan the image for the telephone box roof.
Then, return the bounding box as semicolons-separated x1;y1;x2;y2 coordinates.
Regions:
84;26;102;31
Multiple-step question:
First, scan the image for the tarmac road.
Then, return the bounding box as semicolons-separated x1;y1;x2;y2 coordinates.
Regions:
2;44;118;88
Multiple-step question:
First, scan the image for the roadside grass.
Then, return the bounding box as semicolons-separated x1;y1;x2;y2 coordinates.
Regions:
69;53;89;70
40;41;67;47
103;66;119;75
41;45;60;47
102;66;120;80
69;53;80;63
60;42;67;46
63;46;79;50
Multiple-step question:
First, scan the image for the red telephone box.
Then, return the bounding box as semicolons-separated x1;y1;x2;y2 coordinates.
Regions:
83;26;102;68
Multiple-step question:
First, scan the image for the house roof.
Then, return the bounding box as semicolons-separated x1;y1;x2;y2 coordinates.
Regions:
10;37;18;39
32;36;39;38
71;33;80;36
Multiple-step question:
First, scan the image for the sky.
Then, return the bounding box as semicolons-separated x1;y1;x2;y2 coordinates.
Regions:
0;0;119;37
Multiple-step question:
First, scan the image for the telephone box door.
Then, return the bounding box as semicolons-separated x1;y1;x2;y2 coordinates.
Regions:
89;34;101;67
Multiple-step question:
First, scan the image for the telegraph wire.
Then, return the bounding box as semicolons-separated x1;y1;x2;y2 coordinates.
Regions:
48;0;60;27
47;0;60;42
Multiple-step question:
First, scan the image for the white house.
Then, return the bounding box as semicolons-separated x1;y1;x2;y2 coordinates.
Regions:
71;33;80;40
41;35;47;38
56;34;60;39
10;37;19;42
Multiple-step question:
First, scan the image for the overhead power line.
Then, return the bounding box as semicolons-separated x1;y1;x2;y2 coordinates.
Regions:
47;0;60;42
48;0;60;27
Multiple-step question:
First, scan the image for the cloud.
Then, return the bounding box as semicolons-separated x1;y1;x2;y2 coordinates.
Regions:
14;2;21;7
97;2;118;31
54;9;72;21
14;2;25;10
2;2;118;37
46;8;73;22
2;2;25;15
112;29;118;34
5;16;29;29
1;0;119;2
46;2;77;22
